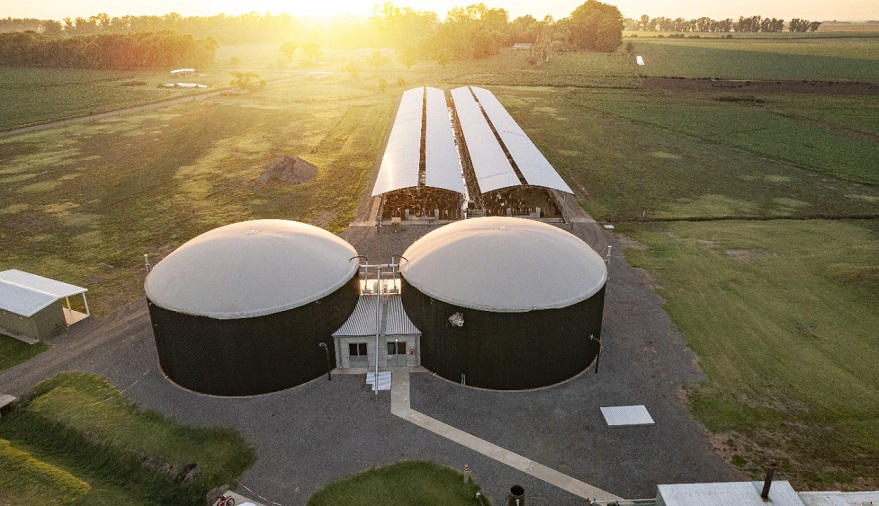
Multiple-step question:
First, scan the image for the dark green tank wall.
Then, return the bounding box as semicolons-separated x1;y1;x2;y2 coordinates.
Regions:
148;275;359;396
401;277;605;390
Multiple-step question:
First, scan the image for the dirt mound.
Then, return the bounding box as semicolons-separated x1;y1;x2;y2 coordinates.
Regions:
257;156;318;184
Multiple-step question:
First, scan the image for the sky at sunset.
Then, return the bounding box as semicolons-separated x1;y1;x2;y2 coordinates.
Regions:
6;0;877;22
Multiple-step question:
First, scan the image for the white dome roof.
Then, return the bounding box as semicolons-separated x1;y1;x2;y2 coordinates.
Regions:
145;220;359;319
400;217;607;312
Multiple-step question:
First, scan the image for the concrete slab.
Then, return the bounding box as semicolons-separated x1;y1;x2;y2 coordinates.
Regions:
601;405;655;427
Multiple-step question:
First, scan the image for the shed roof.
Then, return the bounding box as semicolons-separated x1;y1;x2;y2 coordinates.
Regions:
372;87;424;196
0;270;87;317
333;295;420;337
145;220;359;319
470;86;573;194
451;87;521;193
400;217;607;312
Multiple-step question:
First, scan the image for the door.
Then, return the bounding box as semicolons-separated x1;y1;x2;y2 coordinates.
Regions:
386;341;407;367
348;342;368;368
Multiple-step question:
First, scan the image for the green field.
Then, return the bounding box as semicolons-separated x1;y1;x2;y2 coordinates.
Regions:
0;73;393;315
0;372;255;505
491;86;879;221
629;36;879;82
617;219;879;488
307;461;488;506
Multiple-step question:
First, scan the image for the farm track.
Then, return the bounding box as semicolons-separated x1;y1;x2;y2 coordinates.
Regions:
0;73;311;138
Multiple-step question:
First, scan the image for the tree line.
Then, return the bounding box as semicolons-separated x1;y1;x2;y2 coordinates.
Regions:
0;30;218;69
623;15;821;33
0;12;297;43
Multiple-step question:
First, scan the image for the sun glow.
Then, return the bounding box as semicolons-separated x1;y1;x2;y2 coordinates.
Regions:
208;0;375;18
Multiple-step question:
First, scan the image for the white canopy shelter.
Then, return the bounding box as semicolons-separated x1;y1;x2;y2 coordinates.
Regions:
0;269;89;318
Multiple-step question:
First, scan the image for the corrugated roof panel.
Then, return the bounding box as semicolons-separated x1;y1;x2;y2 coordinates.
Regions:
332;295;420;337
0;280;58;317
332;296;379;336
471;87;573;194
424;87;465;194
385;296;420;335
371;88;424;196
450;87;520;194
0;269;87;299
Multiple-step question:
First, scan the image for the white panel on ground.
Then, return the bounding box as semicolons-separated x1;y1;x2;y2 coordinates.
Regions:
451;87;520;193
470;87;573;194
424;87;465;194
372;88;424;196
600;405;655;427
366;371;392;391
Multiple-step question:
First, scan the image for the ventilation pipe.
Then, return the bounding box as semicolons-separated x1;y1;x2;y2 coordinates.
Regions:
760;462;778;500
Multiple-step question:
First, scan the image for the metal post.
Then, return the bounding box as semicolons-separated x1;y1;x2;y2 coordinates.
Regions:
318;342;331;381
375;264;381;397
591;335;601;374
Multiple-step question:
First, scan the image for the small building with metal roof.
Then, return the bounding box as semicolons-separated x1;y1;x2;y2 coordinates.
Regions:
399;217;607;390
145;219;360;396
0;270;89;342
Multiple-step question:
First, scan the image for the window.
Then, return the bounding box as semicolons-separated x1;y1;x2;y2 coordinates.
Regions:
349;343;367;356
386;342;406;355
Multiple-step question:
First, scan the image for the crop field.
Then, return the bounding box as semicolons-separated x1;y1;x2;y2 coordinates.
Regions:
629;36;879;82
492;86;879;221
1;33;878;494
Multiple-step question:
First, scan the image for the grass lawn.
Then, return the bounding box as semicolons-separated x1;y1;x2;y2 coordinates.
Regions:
629;35;879;82
617;219;879;489
0;334;48;371
307;461;488;506
0;372;256;505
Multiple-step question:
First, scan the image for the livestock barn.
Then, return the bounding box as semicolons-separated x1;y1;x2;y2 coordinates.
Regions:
399;217;607;390
145;220;360;396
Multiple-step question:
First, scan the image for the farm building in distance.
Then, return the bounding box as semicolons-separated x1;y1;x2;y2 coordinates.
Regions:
145;220;360;396
371;86;574;225
0;269;89;342
399;217;607;390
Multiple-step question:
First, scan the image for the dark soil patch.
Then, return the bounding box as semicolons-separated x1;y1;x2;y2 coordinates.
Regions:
642;77;879;95
256;156;318;184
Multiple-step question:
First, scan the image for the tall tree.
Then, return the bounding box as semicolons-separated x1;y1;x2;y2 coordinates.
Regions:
567;0;623;52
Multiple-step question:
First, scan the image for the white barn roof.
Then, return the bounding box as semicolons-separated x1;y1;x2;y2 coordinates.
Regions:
450;87;521;193
145;220;359;319
0;270;87;317
372;87;424;196
424;87;465;194
470;86;573;194
400;217;607;312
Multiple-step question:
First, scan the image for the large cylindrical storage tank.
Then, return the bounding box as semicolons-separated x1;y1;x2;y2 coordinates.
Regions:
145;220;360;396
400;217;607;390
